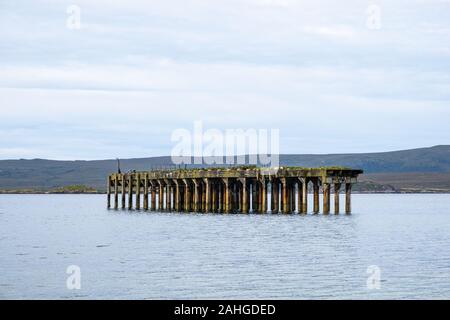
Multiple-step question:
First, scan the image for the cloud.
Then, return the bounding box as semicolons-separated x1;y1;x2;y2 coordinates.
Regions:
0;0;449;159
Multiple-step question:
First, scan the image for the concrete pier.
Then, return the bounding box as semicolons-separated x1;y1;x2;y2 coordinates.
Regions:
108;167;362;214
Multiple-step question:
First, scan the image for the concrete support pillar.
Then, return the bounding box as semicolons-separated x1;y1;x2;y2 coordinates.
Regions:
273;180;279;214
121;175;126;209
193;180;201;213
179;184;185;212
313;179;319;214
345;183;352;214
252;181;258;213
241;179;249;213
223;178;231;213
280;181;284;213
269;180;274;213
158;181;164;211
107;176;111;209
281;178;290;213
183;179;191;212
128;175;133;210
289;182;295;213
297;182;302;213
211;182;217;212
204;179;211;213
238;183;243;212
334;183;341;214
215;183;220;212
151;182;156;211
143;175;149;210
218;182;225;213
230;183;235;212
232;182;238;212
261;180;267;213
165;183;171;212
174;180;181;212
257;181;263;213
302;178;308;214
114;175;119;209
135;174;141;210
202;182;207;213
323;183;330;214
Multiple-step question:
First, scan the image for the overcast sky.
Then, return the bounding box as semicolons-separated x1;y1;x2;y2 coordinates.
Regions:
0;0;449;160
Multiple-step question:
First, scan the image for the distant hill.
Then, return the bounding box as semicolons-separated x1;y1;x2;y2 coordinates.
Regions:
0;145;449;192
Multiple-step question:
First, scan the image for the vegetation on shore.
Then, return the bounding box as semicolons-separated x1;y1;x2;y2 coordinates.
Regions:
0;185;101;194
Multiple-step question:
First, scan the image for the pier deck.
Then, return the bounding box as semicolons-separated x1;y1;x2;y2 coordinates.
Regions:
107;167;363;214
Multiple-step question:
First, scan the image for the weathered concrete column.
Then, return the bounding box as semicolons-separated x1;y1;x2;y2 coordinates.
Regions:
302;178;308;214
257;181;263;213
204;179;211;213
273;180;279;214
252;181;258;213
121;175;126;209
143;174;149;210
165;183;171;212
211;182;217;212
256;181;261;213
183;179;191;212
158;181;164;211
193;179;201;213
268;180;273;213
216;182;221;212
150;182;156;211
296;181;302;213
174;180;181;212
222;178;231;213
128;175;133;210
279;180;284;213
291;183;296;213
313;178;319;214
238;183;243;212
289;182;296;213
238;182;242;212
240;178;249;213
217;182;225;213
334;182;341;214
179;183;184;212
345;183;352;214
107;176;111;209
261;180;267;213
323;182;330;214
114;175;119;209
281;178;290;213
202;182;207;213
135;174;141;210
232;183;237;212
289;181;296;213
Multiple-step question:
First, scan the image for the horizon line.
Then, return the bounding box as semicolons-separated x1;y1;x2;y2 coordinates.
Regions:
0;145;447;162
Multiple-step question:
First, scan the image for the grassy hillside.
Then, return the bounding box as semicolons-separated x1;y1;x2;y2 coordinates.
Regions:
0;145;449;192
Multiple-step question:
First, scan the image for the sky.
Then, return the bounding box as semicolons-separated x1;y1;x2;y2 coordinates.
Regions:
0;0;449;160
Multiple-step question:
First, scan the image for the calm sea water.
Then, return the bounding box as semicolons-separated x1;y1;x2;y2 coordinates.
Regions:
0;194;449;299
